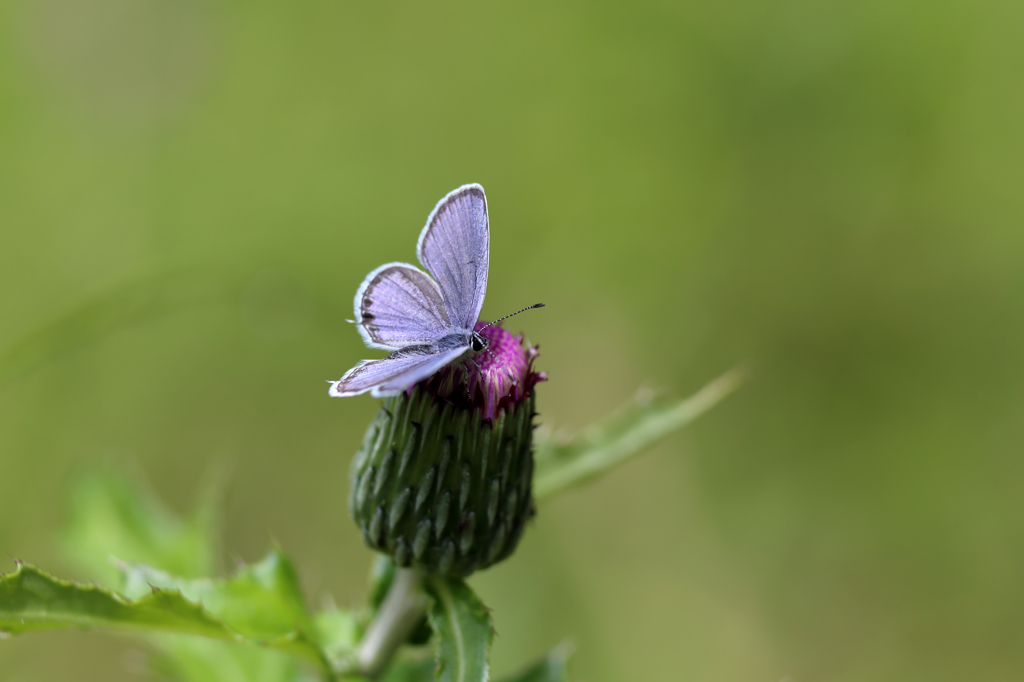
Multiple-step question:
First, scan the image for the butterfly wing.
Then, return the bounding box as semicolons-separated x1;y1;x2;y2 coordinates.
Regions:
329;345;469;398
354;262;452;351
416;184;489;332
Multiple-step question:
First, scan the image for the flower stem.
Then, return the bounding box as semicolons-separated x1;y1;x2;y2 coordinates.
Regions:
357;566;429;678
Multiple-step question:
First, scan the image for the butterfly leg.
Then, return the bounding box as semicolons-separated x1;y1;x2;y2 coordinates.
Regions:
465;356;487;398
461;361;473;400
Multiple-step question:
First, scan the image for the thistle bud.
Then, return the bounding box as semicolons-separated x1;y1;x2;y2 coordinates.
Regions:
349;323;545;577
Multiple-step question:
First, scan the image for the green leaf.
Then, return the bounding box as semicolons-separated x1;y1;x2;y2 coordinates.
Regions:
368;555;397;613
0;560;341;679
56;469;354;681
119;551;312;638
532;368;745;500
495;644;572;682
314;604;361;672
424;576;493;682
0;562;237;639
378;655;435;682
117;552;338;675
149;634;316;682
62;470;217;586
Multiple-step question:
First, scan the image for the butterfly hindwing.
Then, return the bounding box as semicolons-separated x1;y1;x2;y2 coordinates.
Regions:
329;346;469;398
416;184;489;332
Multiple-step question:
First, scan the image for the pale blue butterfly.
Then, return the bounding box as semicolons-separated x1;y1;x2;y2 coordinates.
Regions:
329;184;541;398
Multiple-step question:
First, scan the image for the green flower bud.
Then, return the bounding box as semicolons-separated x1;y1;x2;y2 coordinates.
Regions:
349;324;544;577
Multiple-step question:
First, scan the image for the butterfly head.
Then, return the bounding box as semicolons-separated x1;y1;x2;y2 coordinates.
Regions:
470;331;489;353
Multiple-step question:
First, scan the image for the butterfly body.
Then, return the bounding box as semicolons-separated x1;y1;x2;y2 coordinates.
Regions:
384;331;484;361
330;184;491;399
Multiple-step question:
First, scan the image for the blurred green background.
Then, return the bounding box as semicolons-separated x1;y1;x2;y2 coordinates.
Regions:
2;0;1023;680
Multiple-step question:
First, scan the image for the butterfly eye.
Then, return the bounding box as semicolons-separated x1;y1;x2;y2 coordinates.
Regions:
471;333;487;352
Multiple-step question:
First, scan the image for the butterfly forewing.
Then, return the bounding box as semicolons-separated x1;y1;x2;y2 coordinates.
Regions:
355;262;452;350
329;346;468;398
416;184;489;332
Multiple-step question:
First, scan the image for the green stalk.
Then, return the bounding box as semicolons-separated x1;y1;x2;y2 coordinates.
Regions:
357;566;429;678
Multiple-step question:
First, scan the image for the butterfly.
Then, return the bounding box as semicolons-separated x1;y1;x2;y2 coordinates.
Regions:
330;184;509;398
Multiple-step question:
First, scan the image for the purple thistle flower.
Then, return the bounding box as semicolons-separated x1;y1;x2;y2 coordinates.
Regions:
418;322;546;420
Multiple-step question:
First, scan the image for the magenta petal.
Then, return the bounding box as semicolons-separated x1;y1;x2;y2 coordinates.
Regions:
418;322;545;420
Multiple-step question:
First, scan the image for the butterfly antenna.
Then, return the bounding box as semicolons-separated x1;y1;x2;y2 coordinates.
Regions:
478;303;545;332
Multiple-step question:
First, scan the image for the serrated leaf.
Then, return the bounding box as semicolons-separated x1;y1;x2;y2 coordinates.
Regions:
119;550;312;638
314;605;361;672
0;562;236;639
56;469;349;681
63;471;217;587
118;552;337;675
424;576;493;682
379;655;435;682
0;561;338;679
532;368;744;499
149;634;316;682
495;644;572;682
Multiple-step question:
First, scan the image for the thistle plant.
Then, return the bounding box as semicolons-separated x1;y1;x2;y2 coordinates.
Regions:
0;186;744;681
